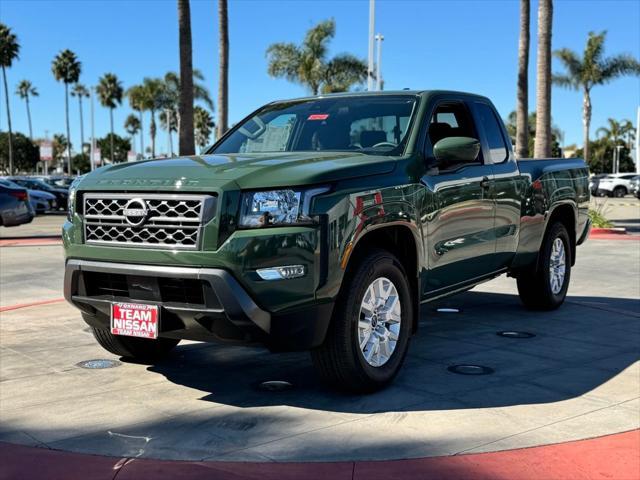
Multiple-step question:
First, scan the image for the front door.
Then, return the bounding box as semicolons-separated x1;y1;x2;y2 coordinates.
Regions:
420;100;497;295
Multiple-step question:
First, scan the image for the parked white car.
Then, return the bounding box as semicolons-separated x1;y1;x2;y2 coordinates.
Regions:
595;173;638;197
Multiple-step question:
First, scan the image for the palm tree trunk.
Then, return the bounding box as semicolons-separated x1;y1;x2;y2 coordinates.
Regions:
150;110;157;157
138;110;144;158
515;0;530;159
25;94;34;141
64;82;72;175
109;107;115;163
78;97;85;160
1;66;13;175
178;0;195;155
583;88;591;164
217;0;229;140
533;0;553;158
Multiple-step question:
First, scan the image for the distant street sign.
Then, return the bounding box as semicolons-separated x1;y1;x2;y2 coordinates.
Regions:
40;141;53;162
127;151;137;162
92;148;101;165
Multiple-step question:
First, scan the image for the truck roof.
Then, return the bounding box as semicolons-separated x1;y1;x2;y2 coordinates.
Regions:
272;89;491;103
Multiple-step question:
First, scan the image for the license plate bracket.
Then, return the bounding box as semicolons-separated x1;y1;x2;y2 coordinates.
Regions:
110;302;159;339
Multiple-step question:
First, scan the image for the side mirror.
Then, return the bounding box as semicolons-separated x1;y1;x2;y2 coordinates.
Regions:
433;137;481;165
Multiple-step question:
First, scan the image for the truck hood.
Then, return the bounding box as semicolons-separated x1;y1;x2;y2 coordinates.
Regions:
78;152;397;192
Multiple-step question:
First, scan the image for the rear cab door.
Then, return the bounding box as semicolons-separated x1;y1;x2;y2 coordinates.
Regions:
468;99;521;271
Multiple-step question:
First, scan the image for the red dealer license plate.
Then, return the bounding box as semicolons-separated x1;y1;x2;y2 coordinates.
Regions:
111;303;159;339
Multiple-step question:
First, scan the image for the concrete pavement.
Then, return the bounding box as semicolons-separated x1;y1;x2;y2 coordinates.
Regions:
0;238;638;463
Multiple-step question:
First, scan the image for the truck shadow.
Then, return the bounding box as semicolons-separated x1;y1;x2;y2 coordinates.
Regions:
147;291;639;414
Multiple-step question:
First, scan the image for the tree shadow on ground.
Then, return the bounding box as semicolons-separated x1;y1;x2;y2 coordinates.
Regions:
147;291;640;415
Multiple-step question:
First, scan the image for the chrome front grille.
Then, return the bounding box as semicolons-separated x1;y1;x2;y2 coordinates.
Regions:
83;193;215;250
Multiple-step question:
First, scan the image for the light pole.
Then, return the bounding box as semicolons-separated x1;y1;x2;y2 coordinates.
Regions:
90;86;95;172
367;0;375;91
636;106;640;174
615;145;623;174
375;33;384;91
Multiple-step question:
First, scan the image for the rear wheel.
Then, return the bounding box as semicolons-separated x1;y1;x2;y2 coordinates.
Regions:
311;249;412;392
517;222;572;310
89;324;179;363
613;186;627;198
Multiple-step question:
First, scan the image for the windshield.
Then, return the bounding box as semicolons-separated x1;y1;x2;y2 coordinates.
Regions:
210;95;418;156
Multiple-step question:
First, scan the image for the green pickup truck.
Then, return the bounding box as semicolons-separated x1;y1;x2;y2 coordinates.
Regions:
63;91;590;391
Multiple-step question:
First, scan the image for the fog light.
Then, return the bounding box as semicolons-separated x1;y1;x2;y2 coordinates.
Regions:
256;265;305;280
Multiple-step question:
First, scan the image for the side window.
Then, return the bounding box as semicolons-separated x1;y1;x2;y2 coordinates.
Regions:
428;102;476;145
427;101;480;168
475;103;508;163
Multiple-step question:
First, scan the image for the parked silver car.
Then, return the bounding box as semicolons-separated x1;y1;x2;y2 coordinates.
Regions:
0;179;56;213
0;182;34;227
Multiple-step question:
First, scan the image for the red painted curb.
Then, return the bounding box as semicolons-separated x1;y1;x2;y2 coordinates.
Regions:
0;430;637;480
590;233;640;241
0;238;62;247
0;298;65;313
590;227;627;234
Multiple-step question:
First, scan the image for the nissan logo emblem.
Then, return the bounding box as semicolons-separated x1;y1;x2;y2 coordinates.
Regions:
122;198;149;227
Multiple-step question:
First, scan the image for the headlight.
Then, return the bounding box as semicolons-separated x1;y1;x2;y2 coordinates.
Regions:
67;175;85;220
239;188;327;228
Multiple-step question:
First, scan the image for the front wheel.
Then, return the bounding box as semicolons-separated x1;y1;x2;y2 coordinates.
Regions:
311;249;413;392
89;323;179;363
517;222;572;310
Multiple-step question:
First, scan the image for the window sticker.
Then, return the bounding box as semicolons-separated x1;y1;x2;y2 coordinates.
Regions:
308;114;329;121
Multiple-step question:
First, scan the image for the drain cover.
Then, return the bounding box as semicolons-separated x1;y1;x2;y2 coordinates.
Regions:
257;380;293;392
448;364;494;375
436;307;461;313
76;359;122;369
497;331;536;339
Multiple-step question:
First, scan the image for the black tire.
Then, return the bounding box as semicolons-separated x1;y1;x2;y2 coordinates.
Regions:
517;222;572;310
311;249;413;393
613;186;627;198
90;325;179;363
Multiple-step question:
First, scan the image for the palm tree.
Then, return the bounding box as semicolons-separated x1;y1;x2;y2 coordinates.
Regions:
124;114;141;158
159;108;178;155
217;0;229;140
52;49;81;175
177;0;195;156
141;77;165;158
1;23;20;175
127;84;146;158
515;0;530;159
96;73;124;163
596;118;630;145
533;0;553;158
266;19;367;95
553;31;640;163
71;83;89;159
52;133;69;169
160;70;214;152
16;80;37;141
194;106;214;152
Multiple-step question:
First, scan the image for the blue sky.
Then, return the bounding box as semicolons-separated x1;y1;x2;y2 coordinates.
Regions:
1;0;639;154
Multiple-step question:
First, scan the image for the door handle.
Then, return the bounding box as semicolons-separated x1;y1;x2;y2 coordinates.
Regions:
480;176;492;189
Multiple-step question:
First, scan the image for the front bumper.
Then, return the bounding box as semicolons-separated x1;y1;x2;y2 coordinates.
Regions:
64;259;333;351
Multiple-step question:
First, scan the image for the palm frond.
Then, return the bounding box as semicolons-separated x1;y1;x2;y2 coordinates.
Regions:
51;49;81;84
0;23;20;67
303;19;335;61
322;53;367;93
584;31;607;66
266;43;301;80
553;48;582;79
598;54;640;84
551;74;578;90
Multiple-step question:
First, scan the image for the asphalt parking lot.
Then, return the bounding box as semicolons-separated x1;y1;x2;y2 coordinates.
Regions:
0;206;638;463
